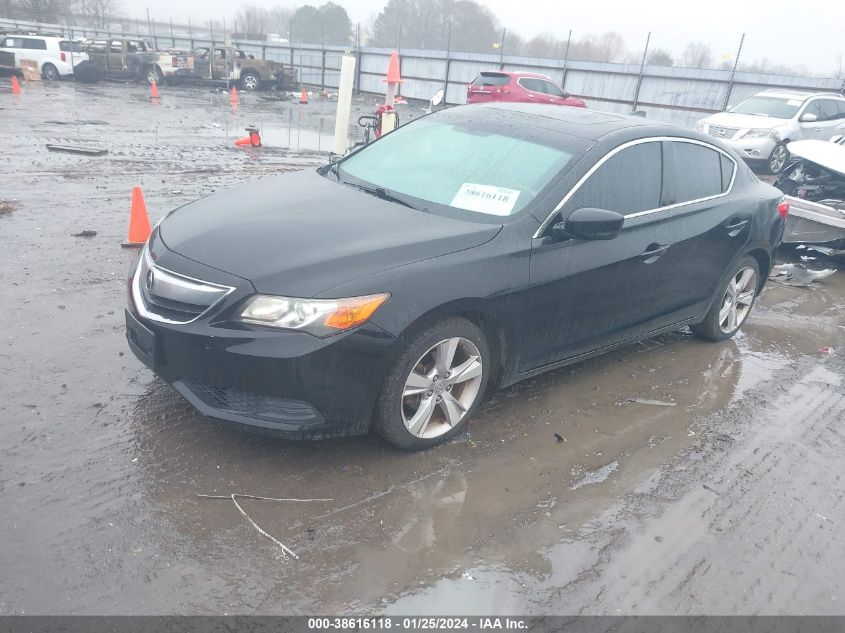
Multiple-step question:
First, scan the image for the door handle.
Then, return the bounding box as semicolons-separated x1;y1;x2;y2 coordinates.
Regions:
724;218;748;237
640;243;669;263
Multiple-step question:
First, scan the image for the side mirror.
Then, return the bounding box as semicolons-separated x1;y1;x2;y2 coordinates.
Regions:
800;112;818;123
426;88;445;113
552;207;625;241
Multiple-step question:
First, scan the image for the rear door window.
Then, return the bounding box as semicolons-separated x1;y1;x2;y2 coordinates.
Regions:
663;141;724;205
518;78;543;93
567;141;662;216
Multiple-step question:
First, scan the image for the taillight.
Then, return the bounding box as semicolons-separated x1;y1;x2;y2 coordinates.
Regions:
60;52;66;62
172;56;177;66
777;201;789;218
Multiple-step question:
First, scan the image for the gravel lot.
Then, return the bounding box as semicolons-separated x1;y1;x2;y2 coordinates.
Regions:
1;80;844;616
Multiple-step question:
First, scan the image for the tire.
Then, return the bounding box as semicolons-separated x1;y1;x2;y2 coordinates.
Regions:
768;142;789;174
240;72;260;91
42;63;59;81
146;65;163;84
374;317;490;450
691;256;760;342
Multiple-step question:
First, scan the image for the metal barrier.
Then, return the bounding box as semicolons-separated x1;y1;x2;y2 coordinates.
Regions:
1;15;842;128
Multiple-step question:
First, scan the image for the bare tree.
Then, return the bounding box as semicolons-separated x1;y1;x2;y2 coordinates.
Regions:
235;5;271;37
647;47;673;66
9;0;71;22
681;42;713;69
79;0;119;28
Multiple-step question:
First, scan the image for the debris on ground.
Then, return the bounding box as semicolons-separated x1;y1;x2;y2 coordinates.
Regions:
0;200;15;214
72;230;98;238
770;263;837;286
197;493;333;560
569;461;619;491
798;244;845;259
819;347;836;356
554;432;566;443
46;144;109;156
623;398;677;407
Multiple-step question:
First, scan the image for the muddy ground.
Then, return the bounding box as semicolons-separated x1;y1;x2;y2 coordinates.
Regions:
1;81;844;616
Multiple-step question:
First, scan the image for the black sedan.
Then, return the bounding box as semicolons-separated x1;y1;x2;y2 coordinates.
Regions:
126;103;786;450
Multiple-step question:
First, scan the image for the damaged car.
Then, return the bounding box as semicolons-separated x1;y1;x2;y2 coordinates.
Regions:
126;104;785;450
775;137;845;250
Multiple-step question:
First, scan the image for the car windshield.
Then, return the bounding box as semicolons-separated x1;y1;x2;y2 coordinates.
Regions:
339;116;576;217
729;95;802;119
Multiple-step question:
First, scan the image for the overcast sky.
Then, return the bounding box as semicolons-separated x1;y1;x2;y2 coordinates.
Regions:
125;0;843;74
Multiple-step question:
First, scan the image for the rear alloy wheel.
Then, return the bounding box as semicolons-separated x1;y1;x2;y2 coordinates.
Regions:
691;256;760;341
42;63;59;81
375;318;489;450
768;142;789;174
240;72;260;91
147;66;162;84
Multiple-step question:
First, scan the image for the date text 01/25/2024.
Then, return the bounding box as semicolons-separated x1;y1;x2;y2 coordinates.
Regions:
307;617;528;630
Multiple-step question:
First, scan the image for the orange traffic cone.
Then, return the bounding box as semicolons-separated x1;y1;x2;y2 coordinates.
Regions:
230;86;238;104
150;80;159;99
299;88;308;104
122;186;152;248
234;127;261;147
383;51;403;85
11;75;21;95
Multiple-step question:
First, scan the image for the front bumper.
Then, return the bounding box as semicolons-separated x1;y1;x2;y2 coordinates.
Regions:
720;136;777;161
125;238;398;439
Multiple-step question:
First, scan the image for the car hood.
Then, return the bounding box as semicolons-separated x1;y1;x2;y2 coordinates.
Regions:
158;169;502;297
705;112;783;130
787;139;845;177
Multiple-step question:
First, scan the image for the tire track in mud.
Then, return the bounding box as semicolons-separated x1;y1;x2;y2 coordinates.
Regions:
547;357;845;614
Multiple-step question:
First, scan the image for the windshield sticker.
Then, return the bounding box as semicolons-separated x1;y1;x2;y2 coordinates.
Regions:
787;99;802;106
450;183;521;216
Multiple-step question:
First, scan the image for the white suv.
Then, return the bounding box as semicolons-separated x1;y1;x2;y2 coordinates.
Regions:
0;33;88;80
695;89;845;174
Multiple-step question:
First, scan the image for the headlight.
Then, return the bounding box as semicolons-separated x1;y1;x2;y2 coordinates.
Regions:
238;293;390;337
742;128;776;139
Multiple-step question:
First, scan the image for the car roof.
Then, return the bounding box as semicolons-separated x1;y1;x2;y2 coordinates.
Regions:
467;102;666;141
756;89;844;102
480;70;552;80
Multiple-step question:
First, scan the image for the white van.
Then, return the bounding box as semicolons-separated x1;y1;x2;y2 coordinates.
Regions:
0;33;88;80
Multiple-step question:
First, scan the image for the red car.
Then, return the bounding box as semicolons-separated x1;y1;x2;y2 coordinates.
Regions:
466;71;586;108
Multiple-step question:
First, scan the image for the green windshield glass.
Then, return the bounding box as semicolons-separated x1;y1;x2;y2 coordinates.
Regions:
340;118;575;216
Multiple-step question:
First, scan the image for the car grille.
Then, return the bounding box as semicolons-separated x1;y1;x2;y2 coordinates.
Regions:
179;379;323;425
134;250;234;324
708;125;739;140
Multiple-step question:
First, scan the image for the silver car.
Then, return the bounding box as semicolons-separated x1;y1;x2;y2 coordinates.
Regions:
695;89;845;174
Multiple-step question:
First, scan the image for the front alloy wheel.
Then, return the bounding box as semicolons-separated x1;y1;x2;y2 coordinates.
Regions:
768;143;789;174
374;317;490;450
402;337;483;439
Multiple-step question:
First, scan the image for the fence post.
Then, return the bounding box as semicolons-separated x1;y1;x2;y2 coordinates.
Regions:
561;29;572;91
321;48;326;90
498;28;506;70
722;33;745;111
442;22;452;103
170;18;174;47
355;23;362;93
631;31;651;112
188;18;193;49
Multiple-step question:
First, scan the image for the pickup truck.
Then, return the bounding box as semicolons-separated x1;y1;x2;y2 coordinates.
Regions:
74;38;181;84
175;46;297;91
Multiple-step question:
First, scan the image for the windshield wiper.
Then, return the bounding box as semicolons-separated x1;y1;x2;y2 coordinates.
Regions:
342;181;421;210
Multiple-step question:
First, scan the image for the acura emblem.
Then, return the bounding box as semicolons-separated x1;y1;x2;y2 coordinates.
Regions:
145;268;155;292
